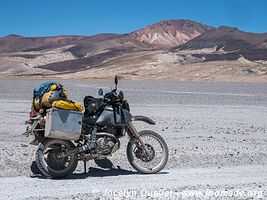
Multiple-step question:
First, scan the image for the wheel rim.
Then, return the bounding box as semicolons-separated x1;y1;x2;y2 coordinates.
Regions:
130;134;166;172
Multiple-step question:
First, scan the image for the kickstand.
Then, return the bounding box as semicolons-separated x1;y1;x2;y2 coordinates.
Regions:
83;160;87;174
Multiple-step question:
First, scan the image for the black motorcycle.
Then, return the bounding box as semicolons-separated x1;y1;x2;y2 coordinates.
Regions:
29;76;168;178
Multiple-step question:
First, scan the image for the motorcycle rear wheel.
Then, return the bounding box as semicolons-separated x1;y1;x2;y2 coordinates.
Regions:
127;130;168;174
36;139;78;178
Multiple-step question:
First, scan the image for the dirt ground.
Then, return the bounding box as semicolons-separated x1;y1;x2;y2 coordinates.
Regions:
1;51;267;83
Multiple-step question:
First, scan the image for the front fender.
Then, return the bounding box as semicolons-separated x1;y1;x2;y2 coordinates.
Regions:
131;115;156;125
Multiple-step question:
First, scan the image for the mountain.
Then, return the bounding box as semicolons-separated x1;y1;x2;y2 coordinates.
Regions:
171;26;267;61
129;20;213;48
0;19;266;82
0;20;214;72
0;19;213;54
0;35;87;53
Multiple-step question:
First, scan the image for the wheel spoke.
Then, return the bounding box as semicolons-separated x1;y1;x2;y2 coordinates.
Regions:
130;133;167;172
44;143;71;171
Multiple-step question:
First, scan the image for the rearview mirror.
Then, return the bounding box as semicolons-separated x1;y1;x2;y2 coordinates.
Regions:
98;88;103;96
115;75;118;89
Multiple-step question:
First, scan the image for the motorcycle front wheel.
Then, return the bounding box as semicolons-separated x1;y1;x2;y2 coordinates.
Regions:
127;130;168;174
36;139;78;178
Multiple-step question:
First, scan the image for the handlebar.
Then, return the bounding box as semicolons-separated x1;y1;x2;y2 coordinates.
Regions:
103;89;123;106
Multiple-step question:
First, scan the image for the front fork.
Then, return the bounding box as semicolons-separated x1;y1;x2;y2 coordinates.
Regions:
126;121;150;156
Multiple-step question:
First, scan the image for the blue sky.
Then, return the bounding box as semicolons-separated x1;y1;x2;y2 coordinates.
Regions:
0;0;266;37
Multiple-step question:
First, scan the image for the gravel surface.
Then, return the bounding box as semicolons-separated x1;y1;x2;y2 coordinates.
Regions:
0;80;266;199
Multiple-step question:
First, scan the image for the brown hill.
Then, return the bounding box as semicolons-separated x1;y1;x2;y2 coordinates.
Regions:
129;20;213;48
0;35;86;53
171;26;267;61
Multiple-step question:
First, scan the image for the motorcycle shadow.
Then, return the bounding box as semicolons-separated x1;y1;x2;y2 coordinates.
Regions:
30;160;135;180
82;167;136;178
30;160;169;180
66;167;168;179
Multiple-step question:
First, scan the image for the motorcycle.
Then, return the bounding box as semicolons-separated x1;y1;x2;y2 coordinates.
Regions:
26;76;168;178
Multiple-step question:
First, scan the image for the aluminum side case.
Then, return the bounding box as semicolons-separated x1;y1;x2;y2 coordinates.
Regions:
45;108;82;140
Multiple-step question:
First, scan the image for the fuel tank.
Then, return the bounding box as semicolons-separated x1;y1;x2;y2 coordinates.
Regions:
96;106;132;126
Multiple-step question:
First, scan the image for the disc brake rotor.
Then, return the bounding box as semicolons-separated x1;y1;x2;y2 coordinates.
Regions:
45;147;68;169
134;143;155;162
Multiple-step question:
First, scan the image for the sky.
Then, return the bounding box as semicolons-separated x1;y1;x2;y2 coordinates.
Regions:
0;0;266;37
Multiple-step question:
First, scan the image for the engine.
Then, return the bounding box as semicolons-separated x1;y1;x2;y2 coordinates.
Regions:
96;134;116;154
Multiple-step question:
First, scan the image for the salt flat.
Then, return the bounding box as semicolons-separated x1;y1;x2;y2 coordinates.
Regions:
0;80;266;199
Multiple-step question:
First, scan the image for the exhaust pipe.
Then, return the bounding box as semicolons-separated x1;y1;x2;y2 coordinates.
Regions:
57;132;120;158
